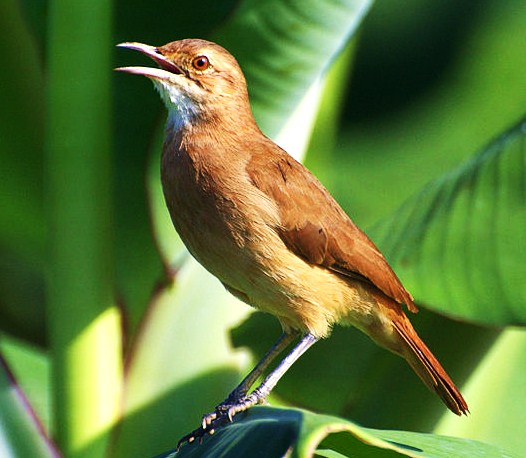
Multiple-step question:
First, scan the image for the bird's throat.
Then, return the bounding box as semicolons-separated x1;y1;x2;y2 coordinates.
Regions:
153;80;199;133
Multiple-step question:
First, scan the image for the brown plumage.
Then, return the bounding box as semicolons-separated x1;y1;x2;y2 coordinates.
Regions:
116;38;468;440
246;146;418;313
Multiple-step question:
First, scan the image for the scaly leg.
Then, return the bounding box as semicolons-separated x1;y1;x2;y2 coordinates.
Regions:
206;330;299;426
177;332;319;449
216;332;319;420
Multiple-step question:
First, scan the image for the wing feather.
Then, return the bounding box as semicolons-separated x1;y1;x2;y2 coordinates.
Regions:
246;145;417;313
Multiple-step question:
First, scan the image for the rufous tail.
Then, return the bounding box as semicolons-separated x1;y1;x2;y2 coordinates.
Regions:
368;290;469;415
393;317;469;416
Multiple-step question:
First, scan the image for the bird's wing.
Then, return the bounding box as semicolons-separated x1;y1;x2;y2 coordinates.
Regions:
246;145;417;313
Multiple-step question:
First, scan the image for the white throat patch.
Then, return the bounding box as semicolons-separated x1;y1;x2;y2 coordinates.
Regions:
152;79;199;132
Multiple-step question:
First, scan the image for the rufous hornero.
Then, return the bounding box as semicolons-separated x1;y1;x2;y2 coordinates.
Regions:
116;38;468;447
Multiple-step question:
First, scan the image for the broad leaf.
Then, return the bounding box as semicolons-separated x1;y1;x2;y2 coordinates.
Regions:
371;117;526;325
157;407;516;458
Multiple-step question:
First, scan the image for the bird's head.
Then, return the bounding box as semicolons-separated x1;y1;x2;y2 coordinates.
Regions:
116;39;251;129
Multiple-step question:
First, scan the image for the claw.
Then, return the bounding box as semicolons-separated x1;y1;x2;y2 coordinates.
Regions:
202;410;218;429
176;432;195;451
177;393;267;450
176;414;230;450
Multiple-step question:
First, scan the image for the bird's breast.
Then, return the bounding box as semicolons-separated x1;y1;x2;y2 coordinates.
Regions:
160;144;282;290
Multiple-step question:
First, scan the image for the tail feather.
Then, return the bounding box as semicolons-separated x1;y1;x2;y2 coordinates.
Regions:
393;320;469;416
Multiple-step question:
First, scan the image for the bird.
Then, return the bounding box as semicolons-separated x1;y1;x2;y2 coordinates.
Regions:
116;38;468;446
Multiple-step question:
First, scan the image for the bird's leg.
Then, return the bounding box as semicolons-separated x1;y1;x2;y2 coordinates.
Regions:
177;333;319;449
220;332;319;419
203;331;299;428
218;331;299;406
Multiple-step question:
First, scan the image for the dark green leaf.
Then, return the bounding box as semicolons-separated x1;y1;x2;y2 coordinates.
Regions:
0;0;46;345
158;407;516;458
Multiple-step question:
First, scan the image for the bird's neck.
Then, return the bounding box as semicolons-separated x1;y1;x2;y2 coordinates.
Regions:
164;103;261;160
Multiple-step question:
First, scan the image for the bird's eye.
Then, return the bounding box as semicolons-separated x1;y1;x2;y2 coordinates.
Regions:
192;55;210;71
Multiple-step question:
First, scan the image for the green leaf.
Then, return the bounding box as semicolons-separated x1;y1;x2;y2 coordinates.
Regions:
46;0;122;455
216;0;372;137
0;355;56;458
156;407;516;458
371;116;526;325
329;0;526;230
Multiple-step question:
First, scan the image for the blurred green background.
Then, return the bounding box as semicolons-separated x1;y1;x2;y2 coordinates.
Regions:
1;0;525;456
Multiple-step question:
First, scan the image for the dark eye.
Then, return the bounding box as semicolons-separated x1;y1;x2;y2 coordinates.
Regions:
192;55;210;71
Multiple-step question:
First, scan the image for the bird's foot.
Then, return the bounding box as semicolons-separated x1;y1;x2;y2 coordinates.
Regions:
175;415;228;450
176;391;267;450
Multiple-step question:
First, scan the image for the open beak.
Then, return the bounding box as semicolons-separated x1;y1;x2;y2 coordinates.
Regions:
115;42;183;80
